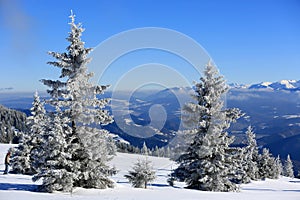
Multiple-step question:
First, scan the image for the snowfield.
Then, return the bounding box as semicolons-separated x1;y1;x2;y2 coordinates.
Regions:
0;143;299;200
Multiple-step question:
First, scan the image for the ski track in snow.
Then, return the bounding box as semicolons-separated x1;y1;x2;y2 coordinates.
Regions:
0;143;300;200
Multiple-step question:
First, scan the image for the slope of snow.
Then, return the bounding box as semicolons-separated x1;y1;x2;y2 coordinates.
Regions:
0;143;300;200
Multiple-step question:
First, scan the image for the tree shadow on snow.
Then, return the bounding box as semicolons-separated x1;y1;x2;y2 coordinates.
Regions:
150;183;180;188
156;168;171;172
243;188;300;193
0;183;38;192
283;189;300;192
150;183;170;187
242;188;277;192
116;181;129;184
289;180;300;183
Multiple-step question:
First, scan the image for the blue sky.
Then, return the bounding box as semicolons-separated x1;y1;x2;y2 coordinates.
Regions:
0;0;299;92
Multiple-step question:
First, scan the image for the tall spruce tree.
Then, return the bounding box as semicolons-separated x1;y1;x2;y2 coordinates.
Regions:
38;12;116;191
11;91;46;175
171;61;243;192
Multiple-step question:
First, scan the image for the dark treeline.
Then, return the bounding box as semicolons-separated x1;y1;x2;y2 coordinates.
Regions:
0;104;28;143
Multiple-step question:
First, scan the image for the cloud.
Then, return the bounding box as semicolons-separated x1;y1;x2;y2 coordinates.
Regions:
0;87;13;91
227;92;262;101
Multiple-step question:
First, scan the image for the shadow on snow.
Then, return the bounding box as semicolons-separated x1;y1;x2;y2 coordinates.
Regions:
243;188;300;192
0;182;38;192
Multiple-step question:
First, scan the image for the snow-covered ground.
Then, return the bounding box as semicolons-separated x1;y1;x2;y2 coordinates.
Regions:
0;143;299;200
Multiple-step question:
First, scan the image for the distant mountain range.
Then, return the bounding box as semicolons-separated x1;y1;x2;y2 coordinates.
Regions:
230;80;300;91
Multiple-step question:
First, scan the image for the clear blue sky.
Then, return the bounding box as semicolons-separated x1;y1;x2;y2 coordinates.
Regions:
0;0;299;92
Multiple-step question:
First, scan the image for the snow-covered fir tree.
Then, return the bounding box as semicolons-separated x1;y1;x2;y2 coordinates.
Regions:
171;61;244;192
11;91;46;175
229;147;248;184
32;107;73;192
38;12;116;191
257;148;278;179
275;155;283;176
243;126;259;181
141;142;149;156
124;158;156;188
159;147;165;157
11;131;31;175
165;146;171;158
153;146;160;157
283;154;294;178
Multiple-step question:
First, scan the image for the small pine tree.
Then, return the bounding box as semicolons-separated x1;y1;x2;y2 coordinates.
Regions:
158;147;165;157
10;133;33;174
165;146;171;158
257;148;278;179
154;146;160;157
124;158;156;188
283;154;294;178
275;155;283;177
11;91;46;175
141;142;149;156
32;108;73;192
243;126;259;181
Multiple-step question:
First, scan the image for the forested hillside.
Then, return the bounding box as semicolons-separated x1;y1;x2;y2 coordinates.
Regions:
0;104;27;143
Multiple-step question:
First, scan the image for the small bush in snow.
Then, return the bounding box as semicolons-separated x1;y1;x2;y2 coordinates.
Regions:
125;158;156;189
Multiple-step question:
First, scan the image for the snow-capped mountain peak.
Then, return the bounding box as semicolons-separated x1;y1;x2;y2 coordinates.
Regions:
276;80;296;89
231;80;300;91
261;82;272;87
